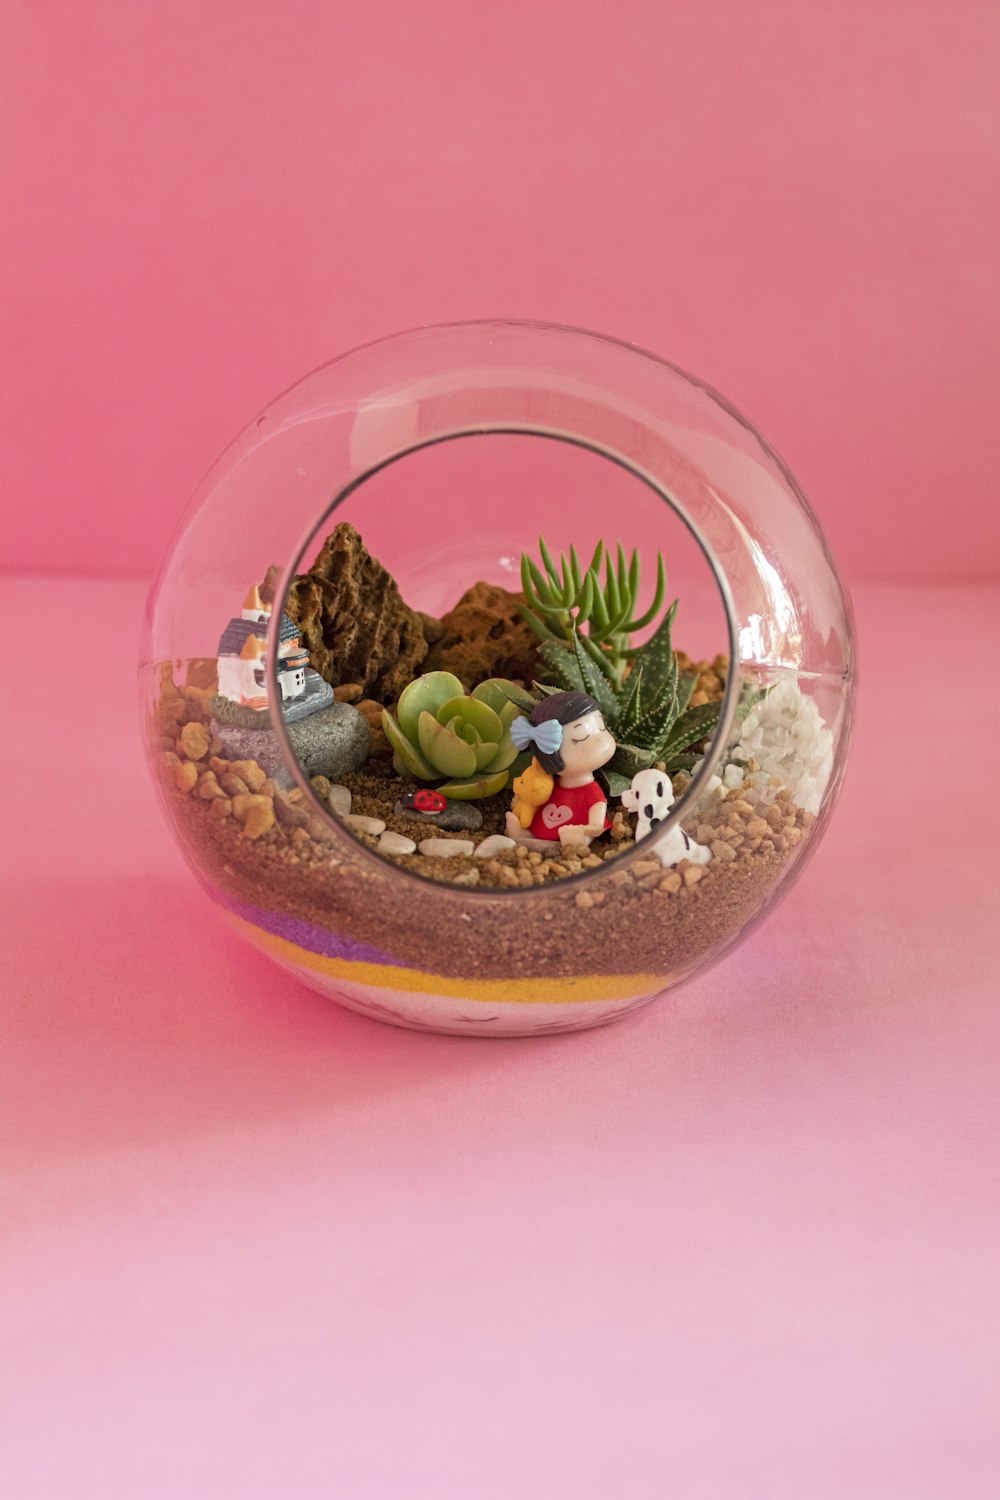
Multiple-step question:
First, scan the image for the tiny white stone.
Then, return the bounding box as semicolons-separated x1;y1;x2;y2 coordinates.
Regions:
474;835;517;859
344;814;386;836
418;838;475;858
378;830;417;856
328;784;352;816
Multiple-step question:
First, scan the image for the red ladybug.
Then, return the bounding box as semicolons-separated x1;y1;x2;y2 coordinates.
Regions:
400;787;449;814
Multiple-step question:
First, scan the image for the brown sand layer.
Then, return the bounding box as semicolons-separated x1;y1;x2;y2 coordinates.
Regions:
150;659;813;984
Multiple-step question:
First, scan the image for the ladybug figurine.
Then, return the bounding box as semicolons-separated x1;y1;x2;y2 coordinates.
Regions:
400;787;448;815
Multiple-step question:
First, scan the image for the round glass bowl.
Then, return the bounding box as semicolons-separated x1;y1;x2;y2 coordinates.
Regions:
142;320;855;1036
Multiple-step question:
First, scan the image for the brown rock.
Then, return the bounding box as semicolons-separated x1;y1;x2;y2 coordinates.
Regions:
423;582;540;689
284;522;429;700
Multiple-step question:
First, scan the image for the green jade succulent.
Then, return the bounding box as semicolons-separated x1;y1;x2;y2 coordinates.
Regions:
381;673;522;800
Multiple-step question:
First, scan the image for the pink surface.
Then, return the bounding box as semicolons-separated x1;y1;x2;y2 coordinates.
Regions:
2;576;998;1497
3;1;1000;580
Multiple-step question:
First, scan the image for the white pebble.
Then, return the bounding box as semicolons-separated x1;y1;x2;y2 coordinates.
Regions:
474;835;517;859
344;814;385;836
378;830;417;856
418;838;475;858
328;784;352;816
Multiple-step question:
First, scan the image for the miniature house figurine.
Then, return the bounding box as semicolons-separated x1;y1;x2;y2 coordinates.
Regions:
277;613;309;703
216;584;333;717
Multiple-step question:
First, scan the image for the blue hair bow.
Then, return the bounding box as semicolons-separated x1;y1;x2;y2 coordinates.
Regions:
510;715;564;755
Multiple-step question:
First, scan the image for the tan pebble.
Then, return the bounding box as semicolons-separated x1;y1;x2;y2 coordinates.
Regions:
291;827;310;846
287;788;304;804
590;890;606;904
243;802;275;840
274;794;310;829
771;834;788;852
196;771;224;800
452;869;480;887
378;830;417;856
631;859;661;877
333;684;364;703
611;822;629;841
610;869;632;887
310;775;332;799
418;838;474;858
696;824;716;845
514;845;529;860
328;784;352;816
174;761;198;794
528;851;542;865
582;854;602;869
475;835;517;859
232;793;266;822
575;890;595;908
548;861;569;876
179;722;210;761
711;840;737;862
518;869;534;888
682;863;705;886
746;817;769;839
228;759;266;793
658;871;683;894
764;804;782;826
498;866;520;887
158;749;180;772
306;815;338;844
345;814;386;837
210;797;233;819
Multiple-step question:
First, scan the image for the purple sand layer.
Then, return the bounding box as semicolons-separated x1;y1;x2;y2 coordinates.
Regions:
214;888;412;971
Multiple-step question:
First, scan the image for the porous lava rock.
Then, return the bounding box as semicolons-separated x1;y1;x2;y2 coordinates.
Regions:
423;581;539;688
275;524;431;701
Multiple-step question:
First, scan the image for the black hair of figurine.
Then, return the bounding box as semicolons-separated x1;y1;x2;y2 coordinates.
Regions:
528;690;602;776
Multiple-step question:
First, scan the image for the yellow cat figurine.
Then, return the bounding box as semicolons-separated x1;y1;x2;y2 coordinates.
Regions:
511;757;555;830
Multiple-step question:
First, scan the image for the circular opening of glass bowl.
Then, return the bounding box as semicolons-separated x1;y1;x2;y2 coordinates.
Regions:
267;427;741;894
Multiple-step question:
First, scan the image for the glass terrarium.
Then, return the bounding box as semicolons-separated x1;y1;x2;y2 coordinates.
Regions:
141;320;855;1036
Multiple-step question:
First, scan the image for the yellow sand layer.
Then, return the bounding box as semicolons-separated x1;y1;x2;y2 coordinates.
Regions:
227;911;667;1006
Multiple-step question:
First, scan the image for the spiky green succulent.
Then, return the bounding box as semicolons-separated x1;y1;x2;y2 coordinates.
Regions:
519;536;670;690
529;606;755;798
381;672;522;800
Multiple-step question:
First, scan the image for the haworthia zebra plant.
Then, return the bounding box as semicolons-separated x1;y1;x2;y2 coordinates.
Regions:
516;608;759;800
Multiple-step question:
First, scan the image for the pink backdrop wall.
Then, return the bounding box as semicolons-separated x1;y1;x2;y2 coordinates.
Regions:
3;0;998;582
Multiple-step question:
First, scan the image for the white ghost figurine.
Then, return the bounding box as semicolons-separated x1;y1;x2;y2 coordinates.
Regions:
620;768;712;869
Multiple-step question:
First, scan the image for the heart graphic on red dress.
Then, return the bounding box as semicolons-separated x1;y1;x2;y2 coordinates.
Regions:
541;801;573;829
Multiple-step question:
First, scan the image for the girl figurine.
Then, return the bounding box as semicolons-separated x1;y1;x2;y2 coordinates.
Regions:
506;691;616;850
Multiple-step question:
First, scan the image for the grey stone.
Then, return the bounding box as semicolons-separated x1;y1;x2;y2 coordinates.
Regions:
393;799;483;833
210;671;334;729
212;702;370;789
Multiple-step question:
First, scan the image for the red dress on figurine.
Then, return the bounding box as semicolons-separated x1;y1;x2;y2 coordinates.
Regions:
529;780;611;841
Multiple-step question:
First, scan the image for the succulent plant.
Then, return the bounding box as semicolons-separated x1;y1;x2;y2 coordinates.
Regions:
519;536;670;689
381;672;522;800
527;607;759;798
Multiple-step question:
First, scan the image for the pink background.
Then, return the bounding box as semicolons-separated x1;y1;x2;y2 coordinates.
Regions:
2;0;999;580
3;5;999;1497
